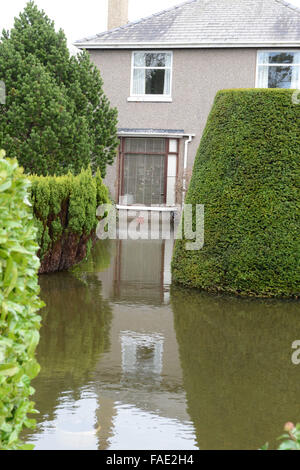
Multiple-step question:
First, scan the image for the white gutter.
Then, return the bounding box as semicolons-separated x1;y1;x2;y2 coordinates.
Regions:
118;131;185;138
75;42;300;50
182;134;195;208
117;205;177;212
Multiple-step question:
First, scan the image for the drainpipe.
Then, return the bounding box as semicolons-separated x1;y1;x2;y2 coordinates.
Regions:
182;134;195;208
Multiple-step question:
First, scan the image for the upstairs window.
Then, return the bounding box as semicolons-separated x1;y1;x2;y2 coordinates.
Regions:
131;51;172;98
257;51;300;89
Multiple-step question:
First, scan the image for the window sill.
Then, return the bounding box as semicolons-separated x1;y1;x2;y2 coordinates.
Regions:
127;96;172;103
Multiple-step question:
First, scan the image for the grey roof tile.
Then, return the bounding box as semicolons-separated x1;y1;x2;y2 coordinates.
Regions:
75;0;300;47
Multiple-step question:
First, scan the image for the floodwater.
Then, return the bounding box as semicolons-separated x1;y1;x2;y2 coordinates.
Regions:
23;238;300;450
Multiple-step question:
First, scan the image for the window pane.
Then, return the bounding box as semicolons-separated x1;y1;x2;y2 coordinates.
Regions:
123;154;165;205
132;69;145;94
167;154;177;177
268;66;292;88
258;51;300;65
164;69;171;95
125;138;166;154
134;52;146;66
134;52;171;67
145;69;165;94
268;52;296;64
148;138;166;153
257;52;270;65
258;64;300;89
145;53;169;67
257;65;269;87
169;139;178;153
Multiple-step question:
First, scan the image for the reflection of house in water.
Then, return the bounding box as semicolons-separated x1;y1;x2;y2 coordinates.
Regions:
99;235;174;304
24;237;197;450
94;237;197;450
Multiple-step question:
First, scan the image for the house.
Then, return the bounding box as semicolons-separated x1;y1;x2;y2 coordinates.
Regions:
75;0;300;210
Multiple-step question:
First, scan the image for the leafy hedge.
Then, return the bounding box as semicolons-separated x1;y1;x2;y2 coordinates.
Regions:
172;89;300;298
0;151;43;450
29;167;110;273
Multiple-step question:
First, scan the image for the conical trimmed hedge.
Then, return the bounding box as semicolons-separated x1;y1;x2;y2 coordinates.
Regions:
172;89;300;298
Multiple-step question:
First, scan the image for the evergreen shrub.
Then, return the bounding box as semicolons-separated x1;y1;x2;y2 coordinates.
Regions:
172;89;300;298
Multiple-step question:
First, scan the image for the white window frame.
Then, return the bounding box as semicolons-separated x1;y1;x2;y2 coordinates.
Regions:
128;50;173;102
255;49;300;89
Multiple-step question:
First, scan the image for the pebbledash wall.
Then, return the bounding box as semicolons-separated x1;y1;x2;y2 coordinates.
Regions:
89;47;258;202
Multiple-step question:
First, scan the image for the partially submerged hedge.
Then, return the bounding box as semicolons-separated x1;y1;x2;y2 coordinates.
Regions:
172;89;300;298
0;151;43;450
30;167;110;273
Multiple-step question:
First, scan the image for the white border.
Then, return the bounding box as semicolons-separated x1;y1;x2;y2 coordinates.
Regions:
76;41;300;50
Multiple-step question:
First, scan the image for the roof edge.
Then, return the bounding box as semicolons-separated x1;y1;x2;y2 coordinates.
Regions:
275;0;300;15
118;128;187;138
75;41;300;50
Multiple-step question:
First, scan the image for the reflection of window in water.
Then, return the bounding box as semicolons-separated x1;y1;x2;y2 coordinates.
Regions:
136;345;155;363
121;331;164;381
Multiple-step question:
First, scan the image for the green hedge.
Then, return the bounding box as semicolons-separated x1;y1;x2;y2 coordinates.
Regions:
172;89;300;298
0;151;43;450
29;167;110;273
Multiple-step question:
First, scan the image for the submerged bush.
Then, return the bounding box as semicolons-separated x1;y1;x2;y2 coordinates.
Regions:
29;167;110;273
0;151;43;450
172;89;300;298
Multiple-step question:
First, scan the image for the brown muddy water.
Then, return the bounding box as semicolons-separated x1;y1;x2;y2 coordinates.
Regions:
22;238;300;450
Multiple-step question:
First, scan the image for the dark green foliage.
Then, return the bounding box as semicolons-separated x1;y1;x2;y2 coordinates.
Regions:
0;1;118;176
0;151;43;450
29;167;110;272
95;168;110;207
172;89;300;298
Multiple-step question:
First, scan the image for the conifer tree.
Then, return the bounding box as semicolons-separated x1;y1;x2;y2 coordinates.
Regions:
0;1;118;176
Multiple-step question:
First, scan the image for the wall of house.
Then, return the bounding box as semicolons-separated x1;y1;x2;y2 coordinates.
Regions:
89;48;258;200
